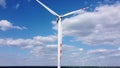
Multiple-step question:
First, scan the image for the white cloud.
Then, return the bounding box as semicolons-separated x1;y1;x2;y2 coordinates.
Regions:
0;35;57;48
118;47;120;50
15;3;20;9
0;35;57;66
1;35;120;66
0;0;6;8
30;43;120;66
79;48;84;51
53;3;120;45
87;48;120;59
30;44;80;57
50;3;120;65
33;35;57;43
0;20;27;31
87;49;108;55
0;1;120;66
30;44;83;66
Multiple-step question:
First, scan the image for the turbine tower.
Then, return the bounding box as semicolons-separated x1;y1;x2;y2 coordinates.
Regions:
36;0;86;68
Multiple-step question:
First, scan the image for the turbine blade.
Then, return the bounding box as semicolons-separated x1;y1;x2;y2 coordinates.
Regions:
62;7;88;17
36;0;60;17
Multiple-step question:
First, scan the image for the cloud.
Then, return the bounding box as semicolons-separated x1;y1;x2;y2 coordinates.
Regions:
87;49;108;55
1;1;120;66
0;35;120;66
0;35;57;66
118;47;120;50
30;43;120;66
0;0;6;8
0;35;57;48
30;44;79;57
15;3;20;9
53;3;120;45
0;20;27;31
85;48;120;66
30;44;84;66
91;48;120;56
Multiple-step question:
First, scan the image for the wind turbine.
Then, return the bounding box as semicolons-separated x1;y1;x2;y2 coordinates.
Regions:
36;0;87;68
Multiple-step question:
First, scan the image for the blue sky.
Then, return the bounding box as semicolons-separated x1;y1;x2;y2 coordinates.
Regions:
0;0;120;66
